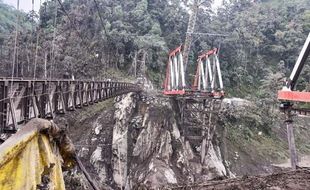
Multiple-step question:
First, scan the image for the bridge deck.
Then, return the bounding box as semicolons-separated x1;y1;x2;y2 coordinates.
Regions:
0;79;140;134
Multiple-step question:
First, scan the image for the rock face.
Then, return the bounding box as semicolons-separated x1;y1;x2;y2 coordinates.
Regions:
128;104;183;188
60;89;310;189
111;93;228;189
112;93;136;188
62;92;231;189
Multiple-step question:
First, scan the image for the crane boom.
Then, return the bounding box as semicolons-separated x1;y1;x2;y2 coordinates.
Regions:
278;32;310;103
183;0;199;71
287;33;310;90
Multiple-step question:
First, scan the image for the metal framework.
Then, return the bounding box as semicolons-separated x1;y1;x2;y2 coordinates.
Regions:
192;48;224;98
277;32;310;169
178;98;222;163
163;46;225;164
0;79;140;134
163;46;186;95
163;46;224;99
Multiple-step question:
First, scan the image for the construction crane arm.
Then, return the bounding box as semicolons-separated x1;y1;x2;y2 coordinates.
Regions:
286;33;310;90
278;33;310;103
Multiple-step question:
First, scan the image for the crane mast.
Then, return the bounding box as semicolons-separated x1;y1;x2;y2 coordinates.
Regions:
183;0;200;71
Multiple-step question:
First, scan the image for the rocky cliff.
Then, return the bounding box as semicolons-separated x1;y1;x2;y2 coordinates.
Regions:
58;91;310;189
57;89;231;189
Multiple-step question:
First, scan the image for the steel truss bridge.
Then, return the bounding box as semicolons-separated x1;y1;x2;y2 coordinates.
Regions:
0;79;140;134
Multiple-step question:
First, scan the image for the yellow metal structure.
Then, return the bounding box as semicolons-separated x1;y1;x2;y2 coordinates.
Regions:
0;118;73;190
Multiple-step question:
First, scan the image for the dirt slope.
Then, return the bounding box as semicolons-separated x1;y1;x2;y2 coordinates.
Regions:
166;168;310;190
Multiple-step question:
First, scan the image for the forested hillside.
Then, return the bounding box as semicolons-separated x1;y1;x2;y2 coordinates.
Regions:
214;0;310;98
1;1;310;188
1;0;310;98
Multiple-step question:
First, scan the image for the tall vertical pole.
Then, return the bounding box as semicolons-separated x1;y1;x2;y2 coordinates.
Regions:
134;52;137;78
183;0;199;71
201;106;206;163
12;0;20;81
285;110;298;170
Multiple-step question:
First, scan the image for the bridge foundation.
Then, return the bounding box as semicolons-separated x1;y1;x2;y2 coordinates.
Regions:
177;97;222;164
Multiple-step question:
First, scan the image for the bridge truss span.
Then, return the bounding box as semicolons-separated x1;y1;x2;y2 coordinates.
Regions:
163;46;224;99
163;46;225;165
0;79;140;134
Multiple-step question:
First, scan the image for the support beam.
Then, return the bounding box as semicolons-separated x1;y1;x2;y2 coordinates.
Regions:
285;111;298;170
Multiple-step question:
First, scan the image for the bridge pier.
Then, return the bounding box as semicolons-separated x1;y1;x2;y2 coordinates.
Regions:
285;110;298;170
177;97;222;164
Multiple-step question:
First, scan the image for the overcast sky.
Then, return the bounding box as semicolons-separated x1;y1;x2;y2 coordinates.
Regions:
3;0;224;12
2;0;43;12
212;0;223;10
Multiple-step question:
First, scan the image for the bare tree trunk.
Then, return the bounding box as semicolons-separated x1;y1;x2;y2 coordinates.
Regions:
129;51;137;77
141;49;147;77
26;45;30;74
44;51;47;78
21;59;24;78
16;46;19;77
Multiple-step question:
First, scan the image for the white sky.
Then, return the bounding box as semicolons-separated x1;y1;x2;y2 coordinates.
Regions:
3;0;224;12
212;0;223;10
2;0;43;12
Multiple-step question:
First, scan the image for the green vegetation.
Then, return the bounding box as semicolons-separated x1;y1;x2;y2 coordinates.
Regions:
75;99;114;122
1;0;310;173
222;102;310;166
0;0;32;76
0;2;17;33
0;0;309;93
212;0;310;98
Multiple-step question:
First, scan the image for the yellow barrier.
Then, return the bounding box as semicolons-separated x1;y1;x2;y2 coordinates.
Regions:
0;118;74;190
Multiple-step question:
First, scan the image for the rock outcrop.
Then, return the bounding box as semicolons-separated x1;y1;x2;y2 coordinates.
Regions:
61;90;230;189
111;92;228;189
60;90;310;189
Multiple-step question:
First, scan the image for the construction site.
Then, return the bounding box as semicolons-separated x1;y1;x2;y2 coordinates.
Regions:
0;0;310;189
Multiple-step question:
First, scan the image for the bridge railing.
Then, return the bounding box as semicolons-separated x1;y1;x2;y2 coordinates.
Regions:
0;79;140;133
